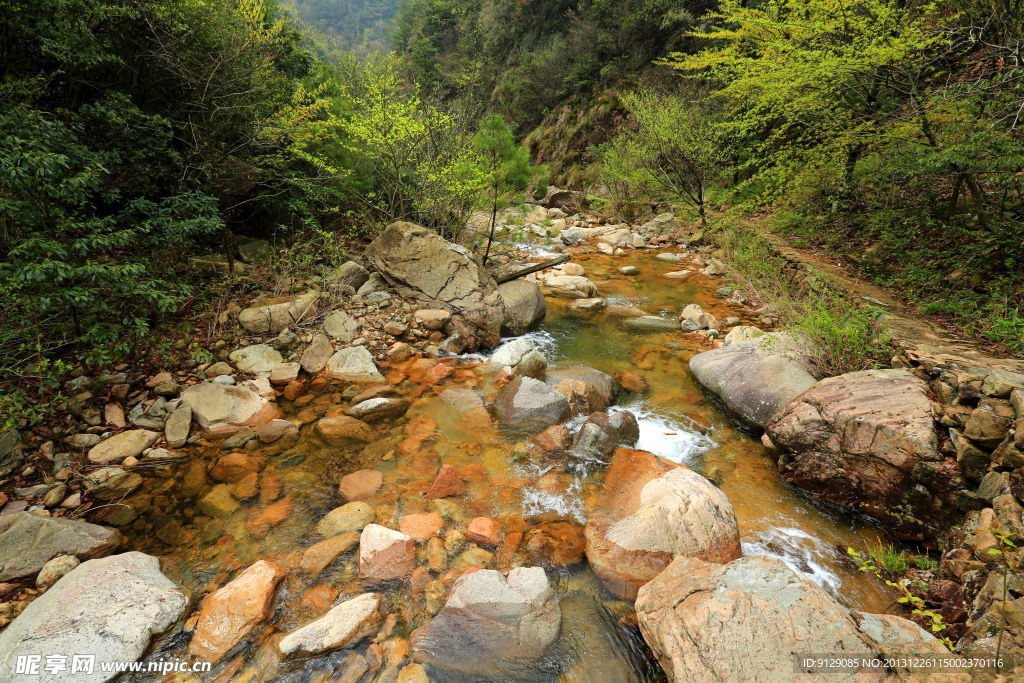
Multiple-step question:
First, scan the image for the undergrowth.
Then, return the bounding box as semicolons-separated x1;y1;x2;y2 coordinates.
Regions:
713;220;891;377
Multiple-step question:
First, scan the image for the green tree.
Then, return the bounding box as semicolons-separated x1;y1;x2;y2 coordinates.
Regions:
662;0;938;196
603;91;725;223
336;59;482;234
473;116;531;265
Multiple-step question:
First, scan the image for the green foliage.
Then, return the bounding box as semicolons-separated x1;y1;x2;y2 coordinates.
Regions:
603;90;726;223
664;0;940;197
849;546;957;653
912;554;938;571
789;303;889;377
0;0;357;370
473;116;531;264
0;357;69;431
648;0;1024;350
334;59;483;235
866;542;909;575
391;0;703;132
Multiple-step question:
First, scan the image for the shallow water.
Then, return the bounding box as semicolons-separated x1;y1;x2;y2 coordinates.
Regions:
119;245;899;683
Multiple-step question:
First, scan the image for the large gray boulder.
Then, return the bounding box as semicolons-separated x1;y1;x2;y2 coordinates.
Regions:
487;338;547;380
494;376;570;436
238;290;318;334
636;555;963;683
180;382;273;437
544;186;582;210
411;567;561;677
0;552;187;683
498;279;546;336
765;369;943;540
363;223;504;352
0;513;122;581
689;333;818;430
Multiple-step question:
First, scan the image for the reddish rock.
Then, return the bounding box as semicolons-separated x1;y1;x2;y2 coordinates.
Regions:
230;472;258;500
301;582;339;613
283;379;305;401
426;464;466;499
399;513;444;542
257;419;294;444
618;371;650;393
316;415;374;446
426;363;455;383
496;531;523;564
301;532;360;575
248;497;292;539
410;565;433;594
466;517;501;546
493;366;514;388
554;379;610;416
351;384;398;404
260;473;283;505
359;524;415;581
189;560;287;661
104;403;127;429
530;425;572;453
398;418;438;458
460;462;486;483
525;522;585;565
209;452;262;483
339;470;384;501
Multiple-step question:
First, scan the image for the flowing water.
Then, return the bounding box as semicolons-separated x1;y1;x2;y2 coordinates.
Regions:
118;246;900;682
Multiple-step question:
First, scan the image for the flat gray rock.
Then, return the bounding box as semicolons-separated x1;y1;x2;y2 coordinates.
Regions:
0;513;122;581
0;552;186;683
620;316;678;333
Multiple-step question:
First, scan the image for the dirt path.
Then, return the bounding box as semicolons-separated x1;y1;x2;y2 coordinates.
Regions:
755;229;1024;374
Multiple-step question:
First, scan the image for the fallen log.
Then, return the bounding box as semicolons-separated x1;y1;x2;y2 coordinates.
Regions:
495;255;570;284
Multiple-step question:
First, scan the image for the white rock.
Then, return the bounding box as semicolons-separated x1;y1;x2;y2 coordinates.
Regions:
279;593;383;656
0;552;187;683
87;430;160;465
723;325;765;346
229;344;283;373
488;338;547;380
179;382;272;436
325;347;386;383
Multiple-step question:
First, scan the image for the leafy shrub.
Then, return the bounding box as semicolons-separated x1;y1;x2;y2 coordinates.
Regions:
790;302;889;377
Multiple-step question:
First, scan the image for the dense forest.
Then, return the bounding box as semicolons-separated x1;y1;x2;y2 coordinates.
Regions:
390;0;1024;351
1;0;1023;418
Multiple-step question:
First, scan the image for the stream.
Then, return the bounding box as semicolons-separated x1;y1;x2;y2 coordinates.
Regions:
120;246;900;683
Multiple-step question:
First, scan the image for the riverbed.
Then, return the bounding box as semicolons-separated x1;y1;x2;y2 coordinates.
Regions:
121;246;900;682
